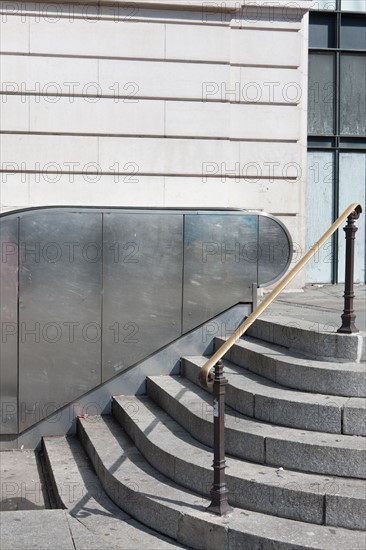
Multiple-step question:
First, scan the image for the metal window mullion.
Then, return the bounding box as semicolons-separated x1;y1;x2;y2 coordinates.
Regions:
332;4;342;283
333;149;340;283
330;54;339;284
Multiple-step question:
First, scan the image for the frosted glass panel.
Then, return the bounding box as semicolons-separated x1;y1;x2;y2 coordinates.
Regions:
340;55;366;135
310;0;336;10
306;152;334;283
341;0;366;12
308;53;335;135
338;152;366;283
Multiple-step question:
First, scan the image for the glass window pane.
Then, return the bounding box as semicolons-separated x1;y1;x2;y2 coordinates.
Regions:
340;16;366;49
340;137;366;148
338;152;366;283
308;53;335;135
308;137;335;147
310;0;336;10
341;0;366;13
340;54;366;135
306;152;334;283
309;13;336;47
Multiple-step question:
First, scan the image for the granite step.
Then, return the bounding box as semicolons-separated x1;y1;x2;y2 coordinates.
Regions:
182;356;366;436
77;415;366;550
42;435;184;549
214;336;366;398
146;375;366;479
114;394;366;530
246;316;365;363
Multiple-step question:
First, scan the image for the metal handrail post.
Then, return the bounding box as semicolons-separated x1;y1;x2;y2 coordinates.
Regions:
338;209;361;333
206;360;233;516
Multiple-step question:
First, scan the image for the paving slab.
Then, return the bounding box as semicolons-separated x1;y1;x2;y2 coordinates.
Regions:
0;510;74;550
268;284;366;332
43;435;184;549
0;450;47;511
66;514;113;550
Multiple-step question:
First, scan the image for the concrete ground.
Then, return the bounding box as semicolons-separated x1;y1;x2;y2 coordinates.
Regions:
0;450;48;511
265;283;366;332
0;284;364;549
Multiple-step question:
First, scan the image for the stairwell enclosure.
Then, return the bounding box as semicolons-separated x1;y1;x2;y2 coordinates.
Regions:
0;207;292;440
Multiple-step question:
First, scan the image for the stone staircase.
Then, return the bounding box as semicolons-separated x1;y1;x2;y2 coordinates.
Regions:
43;317;366;549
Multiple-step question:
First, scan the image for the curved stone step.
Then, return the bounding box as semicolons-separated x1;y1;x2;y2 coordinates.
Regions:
146;375;366;480
246;315;365;363
182;356;366;436
42;435;183;549
214;336;366;398
77;415;366;550
114;394;366;531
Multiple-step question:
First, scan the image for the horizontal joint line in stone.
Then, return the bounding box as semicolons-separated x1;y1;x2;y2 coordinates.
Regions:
0;92;300;108
0;131;299;144
0;169;301;182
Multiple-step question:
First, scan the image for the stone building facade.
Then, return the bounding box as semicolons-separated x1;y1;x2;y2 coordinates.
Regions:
1;1;365;285
0;0;310;286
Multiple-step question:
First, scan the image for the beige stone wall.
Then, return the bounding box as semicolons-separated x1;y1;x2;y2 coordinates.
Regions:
0;1;310;284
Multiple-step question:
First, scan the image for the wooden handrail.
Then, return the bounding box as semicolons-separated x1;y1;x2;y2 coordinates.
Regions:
199;202;362;388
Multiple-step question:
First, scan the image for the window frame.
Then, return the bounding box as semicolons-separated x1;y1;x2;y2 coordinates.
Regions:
308;0;366;282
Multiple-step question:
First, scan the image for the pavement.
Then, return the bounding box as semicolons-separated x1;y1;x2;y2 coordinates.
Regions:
265;283;366;332
0;449;48;512
0;284;365;549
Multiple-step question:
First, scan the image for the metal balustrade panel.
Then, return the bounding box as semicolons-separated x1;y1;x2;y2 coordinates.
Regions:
0;207;293;434
183;214;258;333
258;214;293;286
18;212;102;431
0;217;19;434
102;213;183;382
